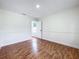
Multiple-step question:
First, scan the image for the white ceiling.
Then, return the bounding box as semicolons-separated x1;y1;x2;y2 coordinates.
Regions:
0;0;79;18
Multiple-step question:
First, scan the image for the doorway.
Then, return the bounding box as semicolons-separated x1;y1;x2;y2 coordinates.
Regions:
31;19;42;38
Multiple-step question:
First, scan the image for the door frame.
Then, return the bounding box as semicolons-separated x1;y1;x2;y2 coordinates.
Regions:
31;19;43;39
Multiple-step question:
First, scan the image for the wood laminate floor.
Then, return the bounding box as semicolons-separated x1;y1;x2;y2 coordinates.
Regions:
0;38;79;59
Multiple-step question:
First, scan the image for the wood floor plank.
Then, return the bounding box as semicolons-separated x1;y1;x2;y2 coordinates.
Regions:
0;38;79;59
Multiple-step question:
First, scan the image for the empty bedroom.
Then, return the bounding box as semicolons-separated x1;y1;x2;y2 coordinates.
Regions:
0;0;79;59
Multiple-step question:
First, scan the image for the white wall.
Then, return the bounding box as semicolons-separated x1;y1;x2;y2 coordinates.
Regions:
41;7;79;48
0;9;34;47
0;7;79;49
